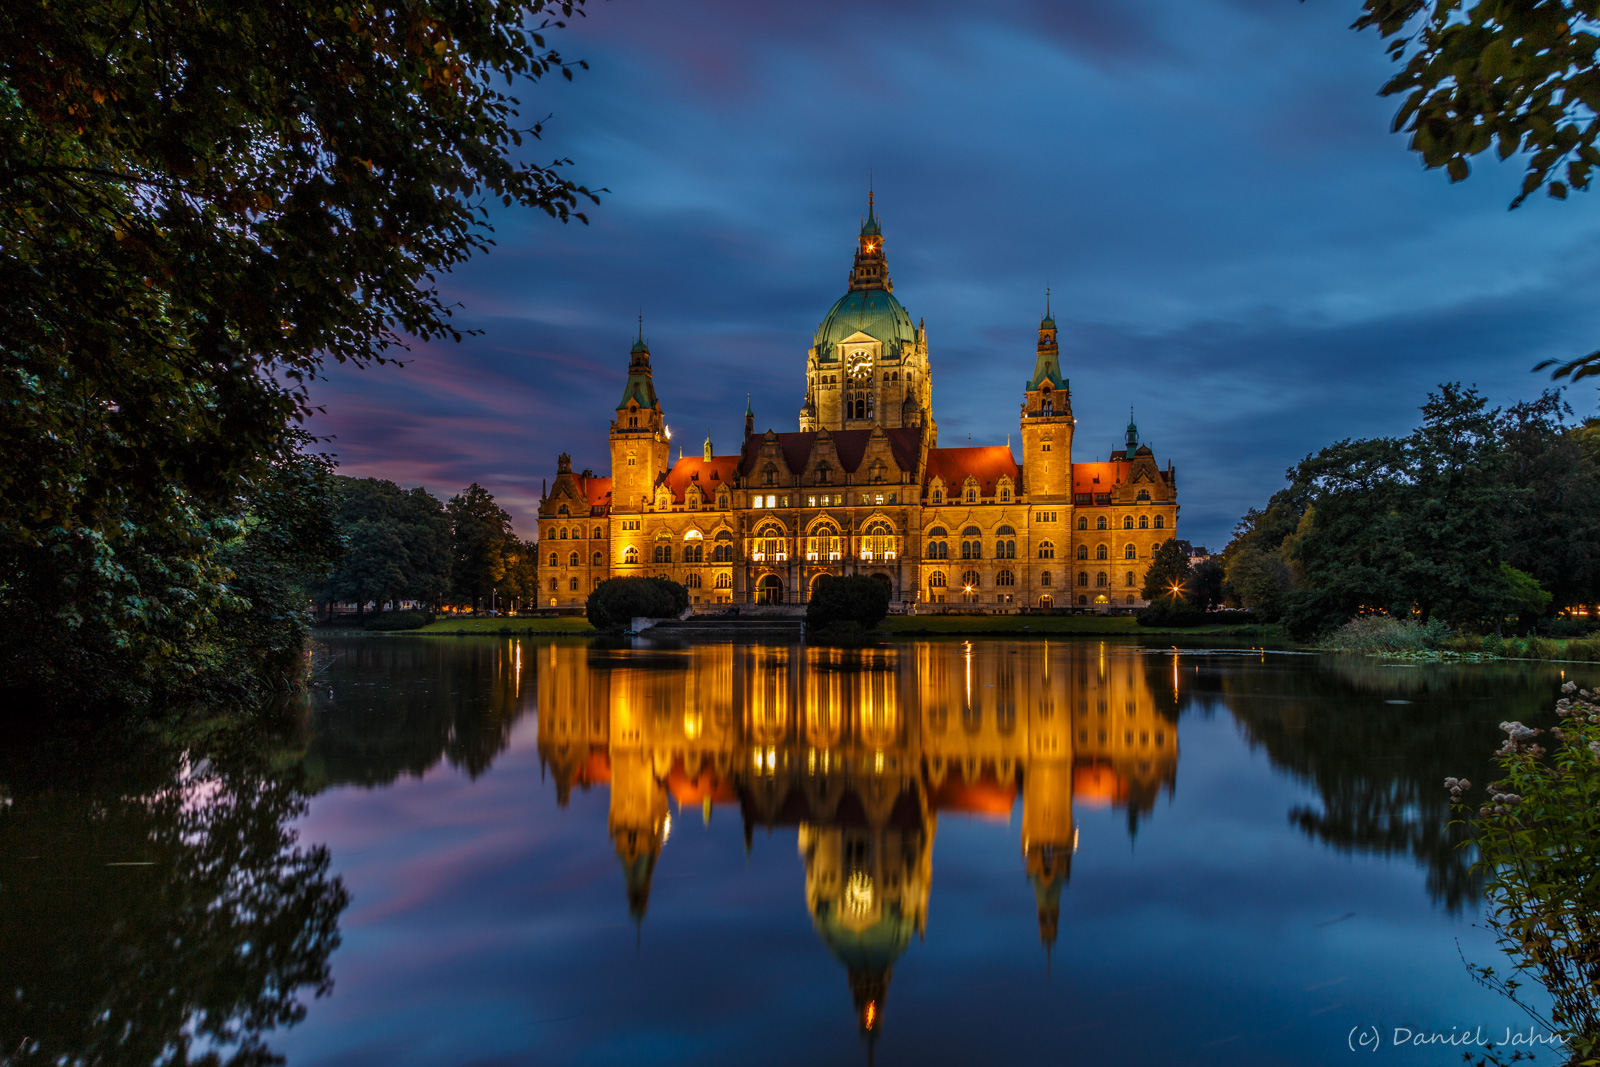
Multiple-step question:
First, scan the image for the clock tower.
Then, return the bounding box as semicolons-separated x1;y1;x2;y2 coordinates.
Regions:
801;194;934;438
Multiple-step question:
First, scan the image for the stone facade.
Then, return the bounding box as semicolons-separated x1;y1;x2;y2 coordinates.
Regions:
538;197;1179;611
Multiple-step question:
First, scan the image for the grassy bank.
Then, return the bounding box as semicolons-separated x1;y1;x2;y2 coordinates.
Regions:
411;617;598;635
877;615;1284;639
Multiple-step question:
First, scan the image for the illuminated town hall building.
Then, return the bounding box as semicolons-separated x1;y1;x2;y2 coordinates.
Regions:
538;196;1180;609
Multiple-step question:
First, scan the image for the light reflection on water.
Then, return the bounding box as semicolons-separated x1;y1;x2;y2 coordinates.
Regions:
0;636;1582;1067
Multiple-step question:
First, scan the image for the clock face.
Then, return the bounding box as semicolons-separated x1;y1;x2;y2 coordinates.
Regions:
848;351;874;380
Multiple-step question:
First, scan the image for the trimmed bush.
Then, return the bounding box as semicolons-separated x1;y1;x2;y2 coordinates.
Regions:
586;577;689;633
806;575;890;634
364;610;430;631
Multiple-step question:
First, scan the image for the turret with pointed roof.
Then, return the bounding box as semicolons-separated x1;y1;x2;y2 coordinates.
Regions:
609;322;671;515
1019;292;1074;500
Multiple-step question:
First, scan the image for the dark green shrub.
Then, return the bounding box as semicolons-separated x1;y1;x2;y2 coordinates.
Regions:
586;577;688;633
1561;639;1600;662
363;610;430;631
1541;615;1598;638
1482;634;1507;657
1136;599;1206;628
806;575;890;633
1526;636;1560;660
1442;635;1482;654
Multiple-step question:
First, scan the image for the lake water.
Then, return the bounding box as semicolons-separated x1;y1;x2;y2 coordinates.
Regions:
0;636;1584;1066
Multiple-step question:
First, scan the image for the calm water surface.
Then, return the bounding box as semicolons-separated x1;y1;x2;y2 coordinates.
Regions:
0;636;1586;1066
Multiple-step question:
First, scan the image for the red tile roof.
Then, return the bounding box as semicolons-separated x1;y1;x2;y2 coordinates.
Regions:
1072;459;1171;497
924;446;1019;495
662;456;739;504
578;475;612;513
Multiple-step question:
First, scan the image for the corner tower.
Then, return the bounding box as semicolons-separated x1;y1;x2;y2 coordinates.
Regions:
610;328;671;513
1020;300;1074;500
803;193;934;437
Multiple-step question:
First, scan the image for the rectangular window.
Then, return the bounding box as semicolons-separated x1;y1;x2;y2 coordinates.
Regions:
1074;494;1091;505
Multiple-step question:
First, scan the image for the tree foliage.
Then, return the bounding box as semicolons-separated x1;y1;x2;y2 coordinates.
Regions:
1140;539;1194;603
1225;384;1600;639
319;478;451;613
447;483;518;610
1346;0;1600;380
0;0;594;707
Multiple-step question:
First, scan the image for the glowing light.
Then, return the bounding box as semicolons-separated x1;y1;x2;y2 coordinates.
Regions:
1073;827;1080;853
874;750;884;774
683;710;703;741
864;1001;878;1030
661;812;672;844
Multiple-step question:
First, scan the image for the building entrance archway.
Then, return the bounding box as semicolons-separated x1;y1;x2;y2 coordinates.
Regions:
757;575;784;604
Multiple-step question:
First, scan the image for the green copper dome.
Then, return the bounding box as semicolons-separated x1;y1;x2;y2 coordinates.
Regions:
814;288;915;362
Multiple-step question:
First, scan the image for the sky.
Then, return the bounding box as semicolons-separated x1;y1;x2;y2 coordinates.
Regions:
304;0;1600;550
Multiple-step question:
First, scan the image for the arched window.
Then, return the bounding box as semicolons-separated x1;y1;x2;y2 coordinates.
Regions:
926;538;948;560
548;552;558;567
1123;516;1134;529
996;569;1015;587
549;577;558;591
810;523;842;560
559;527;568;540
961;570;981;589
964;485;977;503
928;526;949;537
1137;489;1151;502
684;542;703;563
547;527;556;540
569;577;579;591
931;488;944;505
1097;516;1108;530
623;546;639;564
593;552;603;567
1096;572;1108;587
1124;544;1136;560
1096;544;1108;560
713;530;734;562
686;573;702;589
997;525;1015;536
1126;571;1136;587
1038;540;1055;559
756;525;784;561
861;521;894;560
762;464;779;487
558;505;569;517
1077;516;1087;530
1078;594;1088;605
716;573;732;589
996;539;1015;558
1155;515;1165;529
1077;572;1088;587
569;551;579;567
1139;515;1149;529
594;526;604;538
654;544;672;564
1076;545;1089;560
1040;570;1052;587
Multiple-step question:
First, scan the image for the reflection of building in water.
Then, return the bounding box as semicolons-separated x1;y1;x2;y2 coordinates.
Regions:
534;641;1178;1038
